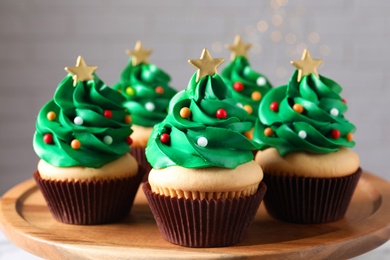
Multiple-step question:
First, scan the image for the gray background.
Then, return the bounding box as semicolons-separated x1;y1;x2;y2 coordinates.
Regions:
1;0;389;194
0;0;389;258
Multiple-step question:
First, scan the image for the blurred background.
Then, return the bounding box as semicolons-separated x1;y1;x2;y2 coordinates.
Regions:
0;0;389;259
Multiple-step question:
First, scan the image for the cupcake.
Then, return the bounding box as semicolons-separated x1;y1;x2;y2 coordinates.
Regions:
143;49;266;247
221;35;273;138
113;41;177;179
253;49;361;224
33;56;141;225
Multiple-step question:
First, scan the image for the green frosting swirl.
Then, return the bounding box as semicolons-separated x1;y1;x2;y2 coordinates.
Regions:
112;58;177;127
146;73;264;169
253;70;356;156
221;56;273;123
33;74;133;168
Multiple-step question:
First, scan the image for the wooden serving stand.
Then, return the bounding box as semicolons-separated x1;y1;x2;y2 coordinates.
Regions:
0;170;390;259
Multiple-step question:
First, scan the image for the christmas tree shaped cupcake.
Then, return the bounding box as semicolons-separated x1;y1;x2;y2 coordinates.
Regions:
253;49;361;224
113;41;177;176
221;35;273;128
33;56;141;225
143;49;266;247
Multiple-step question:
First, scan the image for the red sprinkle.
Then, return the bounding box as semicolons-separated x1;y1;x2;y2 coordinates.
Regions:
160;133;170;144
233;82;244;92
331;129;341;139
270;102;279;112
43;134;53;144
155;86;164;94
104;110;113;118
216;108;227;119
126;137;133;145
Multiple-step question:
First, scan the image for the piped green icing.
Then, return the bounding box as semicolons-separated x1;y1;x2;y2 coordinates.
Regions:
253;70;356;156
112;58;177;127
33;74;132;168
146;73;264;169
221;56;273;123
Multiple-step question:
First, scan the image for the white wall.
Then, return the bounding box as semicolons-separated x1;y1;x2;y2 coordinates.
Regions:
1;0;389;194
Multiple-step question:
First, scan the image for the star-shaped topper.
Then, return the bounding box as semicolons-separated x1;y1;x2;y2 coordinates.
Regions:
291;49;323;82
64;56;98;86
126;41;153;66
226;35;252;60
188;48;224;82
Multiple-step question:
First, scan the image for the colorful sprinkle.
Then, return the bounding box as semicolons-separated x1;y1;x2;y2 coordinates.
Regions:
251;91;262;101
74;116;83;125
243;105;253;114
236;103;244;108
270;102;279;112
124;115;132;124
71;139;81;149
256;77;266;86
197;137;208;147
43;134;53;144
331;129;341;139
244;131;253;140
155;86;164;94
160;133;170;144
293;104;303;113
126;87;135;96
103;135;113;145
346;133;354;142
233;82;244;92
180;107;191;119
342;99;347;104
298;130;307;139
216;108;227;119
126;136;133;145
145;102;155;111
104;110;113;118
330;108;339;116
47;111;56;121
264;127;273;137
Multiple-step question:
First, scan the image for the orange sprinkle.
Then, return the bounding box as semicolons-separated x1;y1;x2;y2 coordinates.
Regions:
264;127;273;137
155;86;164;94
71;139;81;149
124;115;132;124
243;105;253;114
47;111;56;121
244;131;253;140
180;107;191;119
251;91;262;101
346;133;354;142
293;104;304;113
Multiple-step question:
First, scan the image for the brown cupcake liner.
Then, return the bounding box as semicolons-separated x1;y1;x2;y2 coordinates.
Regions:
33;170;143;225
262;167;362;224
130;147;151;182
142;181;267;248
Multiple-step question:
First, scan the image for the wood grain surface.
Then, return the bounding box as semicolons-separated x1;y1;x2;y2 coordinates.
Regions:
0;171;389;259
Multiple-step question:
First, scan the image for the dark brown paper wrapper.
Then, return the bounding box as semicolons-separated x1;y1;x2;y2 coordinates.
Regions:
263;167;362;224
143;181;267;248
130;147;151;182
33;170;143;225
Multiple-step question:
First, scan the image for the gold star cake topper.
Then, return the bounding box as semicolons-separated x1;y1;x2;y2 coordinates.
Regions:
291;49;323;82
65;56;98;86
226;35;252;60
126;41;153;66
188;48;224;82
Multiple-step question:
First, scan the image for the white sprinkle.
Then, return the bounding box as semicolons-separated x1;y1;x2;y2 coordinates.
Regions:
236;103;243;108
197;137;208;147
256;77;266;86
145;102;155;111
298;130;307;139
103;135;113;145
330;108;339;116
74;116;83;125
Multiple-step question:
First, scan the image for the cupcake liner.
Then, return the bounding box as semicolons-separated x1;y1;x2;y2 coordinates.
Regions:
33;170;143;225
263;167;362;224
143;181;267;247
130;147;151;182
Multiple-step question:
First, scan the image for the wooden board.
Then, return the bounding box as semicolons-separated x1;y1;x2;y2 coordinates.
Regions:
0;171;390;259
